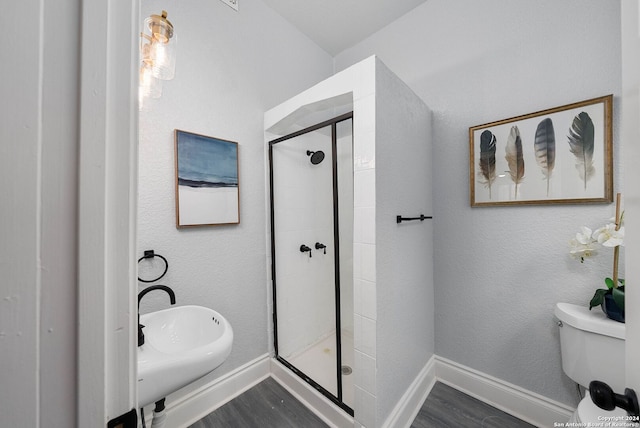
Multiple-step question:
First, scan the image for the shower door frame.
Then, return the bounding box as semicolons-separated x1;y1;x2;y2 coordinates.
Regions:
268;112;354;416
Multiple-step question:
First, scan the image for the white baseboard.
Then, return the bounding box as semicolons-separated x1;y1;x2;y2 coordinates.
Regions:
381;356;437;428
151;353;575;428
270;358;355;428
163;353;271;428
434;356;575;427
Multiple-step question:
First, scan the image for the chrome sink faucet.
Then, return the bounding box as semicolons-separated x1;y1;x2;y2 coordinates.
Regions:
138;285;176;347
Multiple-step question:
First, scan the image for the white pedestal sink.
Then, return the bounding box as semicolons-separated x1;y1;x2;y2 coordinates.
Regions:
137;305;233;407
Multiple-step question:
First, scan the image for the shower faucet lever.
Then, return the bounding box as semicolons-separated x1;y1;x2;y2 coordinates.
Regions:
315;242;327;254
300;244;312;257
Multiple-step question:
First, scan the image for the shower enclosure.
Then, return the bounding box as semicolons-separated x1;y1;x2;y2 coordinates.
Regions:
269;112;354;414
266;57;434;428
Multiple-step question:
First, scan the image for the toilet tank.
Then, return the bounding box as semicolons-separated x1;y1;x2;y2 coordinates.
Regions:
555;302;625;391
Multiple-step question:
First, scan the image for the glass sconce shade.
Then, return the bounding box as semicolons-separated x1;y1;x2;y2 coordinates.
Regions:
139;63;162;99
149;33;176;80
142;11;176;80
139;9;175;106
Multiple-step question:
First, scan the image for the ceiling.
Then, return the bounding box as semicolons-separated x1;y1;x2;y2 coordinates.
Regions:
261;0;428;56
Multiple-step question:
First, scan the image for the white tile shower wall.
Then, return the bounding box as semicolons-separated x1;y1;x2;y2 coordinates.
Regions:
354;386;376;428
338;130;355;335
352;87;378;422
355;351;377;394
352;144;377;399
354;207;376;245
358;317;377;358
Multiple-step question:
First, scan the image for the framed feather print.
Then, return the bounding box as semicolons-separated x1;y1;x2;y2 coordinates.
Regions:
469;95;613;207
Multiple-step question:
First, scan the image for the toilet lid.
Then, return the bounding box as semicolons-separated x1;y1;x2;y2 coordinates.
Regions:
578;391;629;424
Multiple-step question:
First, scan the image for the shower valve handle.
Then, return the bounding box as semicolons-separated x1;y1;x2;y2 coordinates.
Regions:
300;244;312;257
315;242;326;254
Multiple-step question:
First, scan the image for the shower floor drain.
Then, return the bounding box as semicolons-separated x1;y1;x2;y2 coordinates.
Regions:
341;365;352;375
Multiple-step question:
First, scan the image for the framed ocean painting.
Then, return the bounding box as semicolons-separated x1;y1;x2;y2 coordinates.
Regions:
174;129;239;227
469;95;613;207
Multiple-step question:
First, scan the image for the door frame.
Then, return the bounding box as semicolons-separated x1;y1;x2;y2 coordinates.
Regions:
621;0;640;393
77;0;139;425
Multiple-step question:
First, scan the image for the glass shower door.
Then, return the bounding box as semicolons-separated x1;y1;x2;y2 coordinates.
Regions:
271;124;338;397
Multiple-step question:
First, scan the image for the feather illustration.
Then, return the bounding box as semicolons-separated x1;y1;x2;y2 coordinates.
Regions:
505;126;525;199
534;118;556;196
478;130;497;199
567;111;595;189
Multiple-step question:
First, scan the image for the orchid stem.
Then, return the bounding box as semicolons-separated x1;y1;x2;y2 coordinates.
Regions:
613;247;619;288
612;192;621;288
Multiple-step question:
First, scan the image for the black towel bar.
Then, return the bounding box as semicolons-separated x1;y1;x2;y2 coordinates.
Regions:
396;215;432;224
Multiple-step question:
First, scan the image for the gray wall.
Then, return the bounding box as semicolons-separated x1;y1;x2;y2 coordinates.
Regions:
138;0;333;395
335;0;623;406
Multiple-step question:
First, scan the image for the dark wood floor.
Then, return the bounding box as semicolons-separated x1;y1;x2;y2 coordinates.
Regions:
189;378;535;428
188;377;327;428
410;382;535;428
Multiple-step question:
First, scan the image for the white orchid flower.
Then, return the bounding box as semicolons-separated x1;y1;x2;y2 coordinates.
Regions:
569;209;625;264
575;226;594;245
569;227;598;261
569;196;625;305
593;224;624;248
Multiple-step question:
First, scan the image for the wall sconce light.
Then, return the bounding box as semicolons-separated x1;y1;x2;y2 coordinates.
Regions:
139;10;176;106
139;62;162;99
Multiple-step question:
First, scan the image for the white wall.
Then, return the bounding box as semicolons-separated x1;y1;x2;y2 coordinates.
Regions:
1;1;80;426
137;0;333;400
335;0;622;407
374;59;433;426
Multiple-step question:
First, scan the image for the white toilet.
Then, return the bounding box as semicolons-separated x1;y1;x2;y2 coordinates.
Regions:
555;302;628;424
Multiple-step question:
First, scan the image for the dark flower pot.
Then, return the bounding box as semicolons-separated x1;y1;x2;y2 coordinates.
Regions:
601;292;625;323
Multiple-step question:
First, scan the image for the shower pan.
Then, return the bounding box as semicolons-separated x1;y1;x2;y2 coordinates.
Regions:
269;112;354;415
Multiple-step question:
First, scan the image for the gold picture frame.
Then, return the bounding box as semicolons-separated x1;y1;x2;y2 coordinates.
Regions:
469;95;613;207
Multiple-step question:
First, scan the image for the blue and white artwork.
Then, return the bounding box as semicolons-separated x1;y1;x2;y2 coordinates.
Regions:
175;130;239;226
